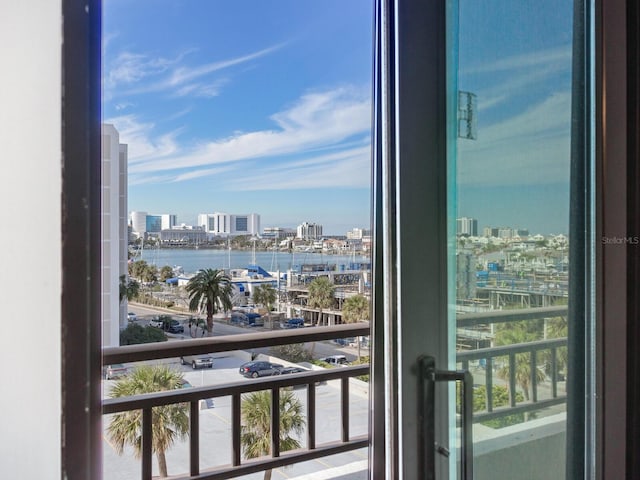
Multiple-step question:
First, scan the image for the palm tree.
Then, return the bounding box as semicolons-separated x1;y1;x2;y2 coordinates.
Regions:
107;365;189;478
241;390;305;480
307;277;335;326
341;294;370;360
253;284;277;329
185;268;233;335
119;274;140;303
494;321;546;402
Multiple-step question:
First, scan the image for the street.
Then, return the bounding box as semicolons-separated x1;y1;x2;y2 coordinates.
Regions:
125;304;368;362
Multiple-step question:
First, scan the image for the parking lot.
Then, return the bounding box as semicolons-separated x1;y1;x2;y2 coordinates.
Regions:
102;353;369;480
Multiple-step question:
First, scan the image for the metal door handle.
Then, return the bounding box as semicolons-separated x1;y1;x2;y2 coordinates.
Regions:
420;355;474;480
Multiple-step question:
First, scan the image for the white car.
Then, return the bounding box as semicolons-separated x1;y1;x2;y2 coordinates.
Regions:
149;317;163;328
127;312;137;322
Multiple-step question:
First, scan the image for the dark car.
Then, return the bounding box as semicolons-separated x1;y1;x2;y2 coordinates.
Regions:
167;320;184;333
239;361;284;378
280;318;305;329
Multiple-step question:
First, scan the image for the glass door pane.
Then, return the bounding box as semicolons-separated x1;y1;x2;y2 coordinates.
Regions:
452;1;576;478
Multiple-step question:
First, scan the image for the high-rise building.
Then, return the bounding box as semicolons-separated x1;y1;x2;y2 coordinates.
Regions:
101;124;128;347
199;212;260;236
456;217;478;236
297;221;323;240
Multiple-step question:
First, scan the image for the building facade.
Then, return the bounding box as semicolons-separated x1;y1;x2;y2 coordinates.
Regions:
456;216;478;236
101;124;128;347
198;212;260;236
297;221;323;240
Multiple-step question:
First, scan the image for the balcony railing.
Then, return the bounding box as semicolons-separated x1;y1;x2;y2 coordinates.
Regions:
102;307;567;478
102;323;370;480
456;306;568;423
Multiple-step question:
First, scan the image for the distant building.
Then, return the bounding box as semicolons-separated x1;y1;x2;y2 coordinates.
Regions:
130;212;177;237
262;226;296;239
297;221;323;240
483;226;500;238
102;124;128;347
198;212;260;236
457;217;478;236
347;227;372;239
160;226;206;244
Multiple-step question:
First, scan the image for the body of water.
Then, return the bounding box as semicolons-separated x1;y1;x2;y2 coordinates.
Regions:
136;248;369;275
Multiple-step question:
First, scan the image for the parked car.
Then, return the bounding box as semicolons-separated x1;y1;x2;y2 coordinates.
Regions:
180;354;213;369
277;366;308;375
149;317;163;328
230;312;248;325
103;364;128;380
127;312;137;322
166;320;184;333
280;318;305;329
319;355;349;366
245;312;264;326
239;361;284;378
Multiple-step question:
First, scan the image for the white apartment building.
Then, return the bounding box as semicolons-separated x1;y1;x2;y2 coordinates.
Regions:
456;216;478;236
130;210;147;234
101;124;128;347
297;221;323;240
130;212;177;236
198;212;260;236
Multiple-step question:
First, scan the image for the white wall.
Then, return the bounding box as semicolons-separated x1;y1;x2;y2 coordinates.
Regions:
0;1;61;477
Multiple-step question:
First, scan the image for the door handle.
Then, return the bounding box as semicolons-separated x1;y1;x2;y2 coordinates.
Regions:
420;355;474;480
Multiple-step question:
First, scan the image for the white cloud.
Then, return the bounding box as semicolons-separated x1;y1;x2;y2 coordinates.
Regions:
127;86;371;174
107;44;284;98
458;91;571;186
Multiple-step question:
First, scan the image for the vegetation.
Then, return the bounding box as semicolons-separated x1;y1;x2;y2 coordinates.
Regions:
270;343;311;363
159;265;175;282
187;316;208;338
470;385;526;429
119;274;140;303
119;323;167;345
128;260;158;283
307;277;335;326
107;365;189;478
340;294;370;359
241;390;305;480
253;284;278;328
185;268;233;335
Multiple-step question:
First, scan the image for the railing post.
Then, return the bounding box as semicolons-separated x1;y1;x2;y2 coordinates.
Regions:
141;408;153;480
271;388;280;457
486;358;493;412
307;383;316;450
190;401;199;476
531;351;538;403
232;393;241;466
509;354;517;407
341;377;350;442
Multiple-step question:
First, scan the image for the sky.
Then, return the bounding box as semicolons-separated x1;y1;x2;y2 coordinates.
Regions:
103;0;574;236
103;0;374;235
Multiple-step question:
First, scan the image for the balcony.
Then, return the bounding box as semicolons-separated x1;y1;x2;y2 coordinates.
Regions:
102;307;567;479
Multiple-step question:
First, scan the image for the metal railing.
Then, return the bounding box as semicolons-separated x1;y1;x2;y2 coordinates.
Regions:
456;306;568;423
102;323;370;480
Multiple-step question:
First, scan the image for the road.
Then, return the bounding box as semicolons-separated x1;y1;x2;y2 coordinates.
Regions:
126;304;368;362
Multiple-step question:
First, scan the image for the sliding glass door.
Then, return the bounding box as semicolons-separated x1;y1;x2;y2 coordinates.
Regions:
372;1;593;478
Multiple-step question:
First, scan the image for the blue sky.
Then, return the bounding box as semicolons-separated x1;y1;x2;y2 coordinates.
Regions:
103;0;373;235
104;0;573;236
456;0;574;235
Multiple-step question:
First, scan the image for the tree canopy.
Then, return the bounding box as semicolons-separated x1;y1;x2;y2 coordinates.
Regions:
107;365;189;478
185;268;233;335
307;276;335;326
